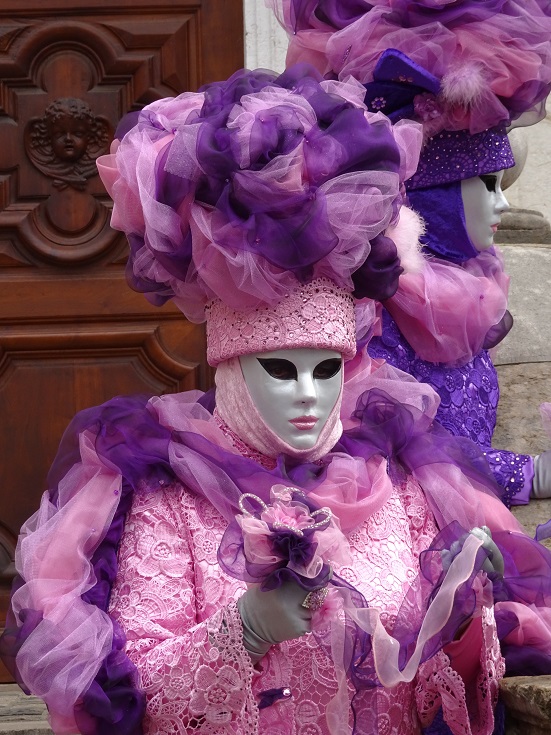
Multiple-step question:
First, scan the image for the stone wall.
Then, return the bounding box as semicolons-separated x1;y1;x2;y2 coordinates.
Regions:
506;102;551;226
496;243;551;733
493;243;551;454
243;0;287;72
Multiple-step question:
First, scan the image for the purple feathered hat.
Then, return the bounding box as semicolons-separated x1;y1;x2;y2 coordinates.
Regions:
268;0;551;189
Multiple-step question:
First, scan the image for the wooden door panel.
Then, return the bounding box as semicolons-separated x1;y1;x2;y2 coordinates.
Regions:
0;0;243;678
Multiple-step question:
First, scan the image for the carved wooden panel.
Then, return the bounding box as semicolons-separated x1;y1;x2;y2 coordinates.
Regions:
0;3;243;266
0;0;244;679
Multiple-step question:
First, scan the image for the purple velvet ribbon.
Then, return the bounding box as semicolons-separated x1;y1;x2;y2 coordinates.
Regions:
406;183;479;263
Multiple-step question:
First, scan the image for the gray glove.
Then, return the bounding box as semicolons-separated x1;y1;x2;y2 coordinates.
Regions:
470;526;504;576
238;580;312;663
531;450;551;499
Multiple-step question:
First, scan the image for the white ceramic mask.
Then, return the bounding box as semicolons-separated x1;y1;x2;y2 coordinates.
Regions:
461;170;509;252
239;348;343;450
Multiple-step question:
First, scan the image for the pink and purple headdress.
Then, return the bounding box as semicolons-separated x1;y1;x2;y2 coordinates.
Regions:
268;0;551;262
269;0;551;186
97;65;424;363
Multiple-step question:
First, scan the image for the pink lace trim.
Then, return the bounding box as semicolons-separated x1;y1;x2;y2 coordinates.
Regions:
415;606;504;735
214;410;277;469
205;277;357;365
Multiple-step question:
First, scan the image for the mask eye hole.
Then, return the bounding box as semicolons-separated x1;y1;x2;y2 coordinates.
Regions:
257;358;298;381
479;174;498;193
313;358;342;380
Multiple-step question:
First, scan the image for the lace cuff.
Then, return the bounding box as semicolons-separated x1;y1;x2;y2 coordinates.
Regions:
482;450;533;507
415;606;504;735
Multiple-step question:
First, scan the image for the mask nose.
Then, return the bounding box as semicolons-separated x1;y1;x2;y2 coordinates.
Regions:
296;371;317;406
496;187;509;214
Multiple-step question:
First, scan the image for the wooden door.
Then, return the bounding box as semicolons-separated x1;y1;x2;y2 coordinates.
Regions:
0;0;244;676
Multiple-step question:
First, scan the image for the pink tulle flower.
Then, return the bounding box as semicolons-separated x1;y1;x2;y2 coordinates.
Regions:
237;485;351;579
262;500;316;532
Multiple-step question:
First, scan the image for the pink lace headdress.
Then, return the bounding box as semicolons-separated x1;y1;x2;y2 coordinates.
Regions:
97;64;425;365
267;0;551;189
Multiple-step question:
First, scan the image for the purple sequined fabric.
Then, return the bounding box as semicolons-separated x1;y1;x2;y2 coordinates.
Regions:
368;309;533;505
406;127;514;190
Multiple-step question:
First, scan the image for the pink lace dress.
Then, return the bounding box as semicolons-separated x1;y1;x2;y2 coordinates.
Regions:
109;471;502;735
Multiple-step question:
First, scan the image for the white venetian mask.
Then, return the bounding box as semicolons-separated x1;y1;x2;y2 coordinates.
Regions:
239;348;343;451
461;170;509;252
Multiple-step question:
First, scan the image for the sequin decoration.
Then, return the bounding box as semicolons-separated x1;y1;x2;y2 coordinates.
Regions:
407;126;515;190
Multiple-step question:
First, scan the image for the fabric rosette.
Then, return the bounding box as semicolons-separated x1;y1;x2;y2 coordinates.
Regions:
219;483;351;594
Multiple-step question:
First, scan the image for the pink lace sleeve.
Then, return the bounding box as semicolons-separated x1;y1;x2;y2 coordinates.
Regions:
108;486;259;735
415;594;504;735
401;479;505;734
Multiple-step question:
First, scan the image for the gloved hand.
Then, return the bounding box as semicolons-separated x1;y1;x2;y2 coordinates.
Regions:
238;580;313;663
531;450;551;499
469;526;504;576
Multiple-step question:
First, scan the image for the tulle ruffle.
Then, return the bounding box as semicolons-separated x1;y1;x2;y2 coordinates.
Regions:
268;0;551;135
4;353;551;734
383;248;510;366
97;67;423;322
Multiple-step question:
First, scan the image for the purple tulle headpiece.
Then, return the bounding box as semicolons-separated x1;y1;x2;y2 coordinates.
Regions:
268;0;551;187
97;65;424;330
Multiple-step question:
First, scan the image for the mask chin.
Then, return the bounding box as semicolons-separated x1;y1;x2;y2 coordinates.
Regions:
215;357;344;461
408;181;479;263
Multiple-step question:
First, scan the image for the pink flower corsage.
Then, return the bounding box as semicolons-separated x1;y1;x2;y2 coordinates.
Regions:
235;484;351;583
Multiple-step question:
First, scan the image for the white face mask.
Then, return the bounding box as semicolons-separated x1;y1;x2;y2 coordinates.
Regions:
461;170;509;252
239;348;343;451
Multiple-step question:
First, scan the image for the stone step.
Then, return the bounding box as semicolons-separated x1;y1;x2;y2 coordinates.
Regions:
0;685;52;735
2;653;551;734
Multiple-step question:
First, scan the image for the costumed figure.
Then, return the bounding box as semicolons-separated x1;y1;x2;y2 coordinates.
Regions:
4;65;551;735
266;0;551;506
